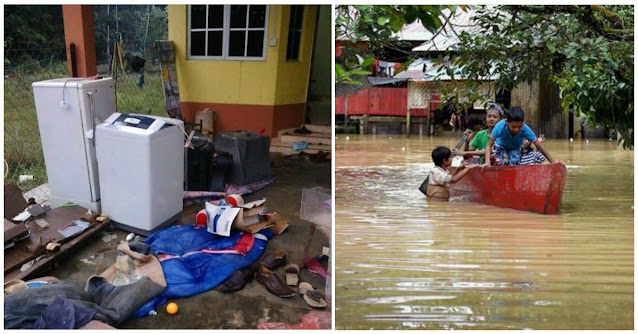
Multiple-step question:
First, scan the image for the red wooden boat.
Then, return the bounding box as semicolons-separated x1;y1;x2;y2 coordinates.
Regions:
448;163;568;214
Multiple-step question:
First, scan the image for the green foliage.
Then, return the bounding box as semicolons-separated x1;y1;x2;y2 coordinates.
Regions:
447;5;634;148
335;55;373;85
4;5;66;65
3;5;168;67
335;5;459;83
93;5;168;63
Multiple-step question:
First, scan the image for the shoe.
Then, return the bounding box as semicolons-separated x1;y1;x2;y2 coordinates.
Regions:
284;264;299;286
256;265;295;298
217;266;255;293
195;209;208;229
256;250;286;270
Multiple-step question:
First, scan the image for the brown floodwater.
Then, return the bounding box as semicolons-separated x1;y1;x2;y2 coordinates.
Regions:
334;135;634;330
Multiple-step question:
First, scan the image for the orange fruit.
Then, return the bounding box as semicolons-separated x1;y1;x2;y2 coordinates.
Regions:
166;302;178;315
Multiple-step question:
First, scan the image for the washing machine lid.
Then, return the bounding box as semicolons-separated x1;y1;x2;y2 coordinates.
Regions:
103;113;168;134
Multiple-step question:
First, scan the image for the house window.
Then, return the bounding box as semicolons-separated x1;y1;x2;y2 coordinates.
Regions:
286;5;304;61
189;5;268;60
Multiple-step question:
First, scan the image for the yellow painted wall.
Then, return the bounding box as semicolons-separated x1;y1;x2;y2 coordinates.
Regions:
168;5;314;106
274;6;318;105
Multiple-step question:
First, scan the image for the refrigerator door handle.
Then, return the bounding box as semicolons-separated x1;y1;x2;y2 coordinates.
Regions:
85;91;97;140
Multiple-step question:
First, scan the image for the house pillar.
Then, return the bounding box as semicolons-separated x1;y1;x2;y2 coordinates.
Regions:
62;5;97;77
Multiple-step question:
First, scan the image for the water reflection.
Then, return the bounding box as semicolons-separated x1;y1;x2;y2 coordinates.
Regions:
335;135;633;330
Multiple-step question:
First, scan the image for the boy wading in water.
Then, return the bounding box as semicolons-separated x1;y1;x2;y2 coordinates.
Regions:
485;106;560;166
427;146;478;201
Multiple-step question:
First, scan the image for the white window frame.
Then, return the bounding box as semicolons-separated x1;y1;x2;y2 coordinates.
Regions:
188;5;269;61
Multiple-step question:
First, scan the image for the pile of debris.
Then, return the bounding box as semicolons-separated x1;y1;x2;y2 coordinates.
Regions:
4;190;331;329
4;183;110;282
270;124;331;159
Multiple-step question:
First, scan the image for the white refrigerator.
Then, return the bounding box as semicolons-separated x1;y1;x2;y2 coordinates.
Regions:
32;77;116;212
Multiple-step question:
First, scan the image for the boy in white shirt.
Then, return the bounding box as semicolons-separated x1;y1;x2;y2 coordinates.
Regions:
427;146;478;201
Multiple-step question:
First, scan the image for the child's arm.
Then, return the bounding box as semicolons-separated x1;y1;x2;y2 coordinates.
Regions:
463;129;473;151
484;137;495;166
533;140;560;164
451;165;478;183
463;149;485;156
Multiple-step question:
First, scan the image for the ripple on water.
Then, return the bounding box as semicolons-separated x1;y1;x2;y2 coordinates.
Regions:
335;137;634;330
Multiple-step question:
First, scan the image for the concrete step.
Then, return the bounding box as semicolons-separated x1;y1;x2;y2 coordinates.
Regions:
302;124;331;134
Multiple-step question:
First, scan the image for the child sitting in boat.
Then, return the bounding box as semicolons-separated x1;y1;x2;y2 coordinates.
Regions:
427;146;478;201
520;135;547;165
485;106;558;166
456;104;504;164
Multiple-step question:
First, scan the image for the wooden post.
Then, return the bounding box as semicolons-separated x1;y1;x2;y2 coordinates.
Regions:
344;94;349;134
62;5;97;77
301;225;316;268
406;82;411;138
427;99;432;136
406;109;411;138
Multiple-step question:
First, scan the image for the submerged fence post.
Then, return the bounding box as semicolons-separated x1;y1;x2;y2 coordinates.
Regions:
406;83;411;138
344;94;349;135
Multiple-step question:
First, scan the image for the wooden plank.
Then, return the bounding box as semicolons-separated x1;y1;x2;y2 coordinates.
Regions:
270;146;332;157
280;134;331;145
5;220;109;282
157;40;182;119
4;206;110;281
270;142;331;151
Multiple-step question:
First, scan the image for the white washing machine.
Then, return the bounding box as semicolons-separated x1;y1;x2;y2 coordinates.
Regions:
95;113;184;235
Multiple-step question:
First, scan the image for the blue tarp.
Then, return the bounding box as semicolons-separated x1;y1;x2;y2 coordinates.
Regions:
133;224;271;317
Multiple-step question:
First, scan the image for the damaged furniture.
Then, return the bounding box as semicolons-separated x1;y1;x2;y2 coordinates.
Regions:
299;186;332;303
5;182;110;282
5;206;110;282
214;130;272;186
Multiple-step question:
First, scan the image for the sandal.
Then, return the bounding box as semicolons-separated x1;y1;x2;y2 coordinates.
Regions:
284;264;299;286
299;282;327;309
304;258;327;279
298;282;313;295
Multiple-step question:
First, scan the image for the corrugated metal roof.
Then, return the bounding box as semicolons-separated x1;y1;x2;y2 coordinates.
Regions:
391;20;432;41
367;77;408;85
412;8;479;52
398;58;499;81
412;7;509;52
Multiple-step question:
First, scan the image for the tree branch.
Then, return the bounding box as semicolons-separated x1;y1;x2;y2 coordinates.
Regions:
590;5;625;28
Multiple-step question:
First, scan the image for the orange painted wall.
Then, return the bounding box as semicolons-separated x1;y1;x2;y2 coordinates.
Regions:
181;102;305;137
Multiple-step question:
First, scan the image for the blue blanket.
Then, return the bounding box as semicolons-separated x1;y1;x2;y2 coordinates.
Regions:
133;224;270;317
